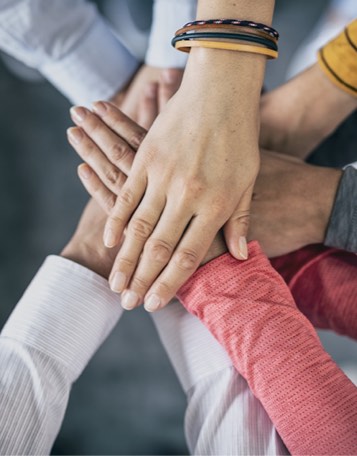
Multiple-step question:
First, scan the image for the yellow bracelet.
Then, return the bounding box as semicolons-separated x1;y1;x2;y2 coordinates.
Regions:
317;19;357;97
174;39;278;59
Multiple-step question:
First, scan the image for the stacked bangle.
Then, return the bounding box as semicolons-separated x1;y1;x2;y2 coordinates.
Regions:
172;19;279;59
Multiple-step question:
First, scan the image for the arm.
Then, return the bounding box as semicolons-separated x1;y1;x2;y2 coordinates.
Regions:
114;0;198;125
151;301;288;455
177;242;357;455
260;20;357;159
0;0;138;105
0;201;123;454
85;0;276;312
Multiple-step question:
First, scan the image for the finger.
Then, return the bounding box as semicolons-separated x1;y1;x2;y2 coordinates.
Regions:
67;126;127;195
159;69;183;112
70;106;135;176
77;163;117;215
121;204;193;310
91;101;147;150
103;172;147;249
223;187;253;261
143;216;219;312
138;82;159;130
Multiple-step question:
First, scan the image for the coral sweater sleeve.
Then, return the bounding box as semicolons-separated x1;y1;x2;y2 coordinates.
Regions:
177;241;357;456
271;244;357;340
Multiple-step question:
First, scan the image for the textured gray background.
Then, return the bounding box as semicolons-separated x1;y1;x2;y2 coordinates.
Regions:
0;0;356;454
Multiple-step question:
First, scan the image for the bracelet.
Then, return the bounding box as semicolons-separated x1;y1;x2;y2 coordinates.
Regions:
175;24;278;44
174;40;278;59
181;19;279;40
172;31;278;52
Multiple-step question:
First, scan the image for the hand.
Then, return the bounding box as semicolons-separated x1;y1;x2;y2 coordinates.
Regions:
249;150;342;257
61;199;120;279
260;64;357;159
102;50;261;312
110;65;183;129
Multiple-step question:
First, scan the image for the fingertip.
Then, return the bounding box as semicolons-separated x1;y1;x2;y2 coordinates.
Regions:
77;163;93;180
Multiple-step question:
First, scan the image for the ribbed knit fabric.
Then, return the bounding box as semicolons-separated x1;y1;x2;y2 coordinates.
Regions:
271;244;357;339
178;241;357;456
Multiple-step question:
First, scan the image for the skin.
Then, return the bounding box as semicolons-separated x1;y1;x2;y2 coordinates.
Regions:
111;65;184;128
67;97;341;311
260;63;357;159
72;0;276;312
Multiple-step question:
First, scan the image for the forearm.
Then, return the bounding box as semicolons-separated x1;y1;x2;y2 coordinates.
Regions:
183;0;276;124
151;300;286;455
0;0;138;104
178;243;357;455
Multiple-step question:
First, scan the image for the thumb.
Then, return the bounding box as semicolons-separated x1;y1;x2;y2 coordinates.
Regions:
224;187;253;261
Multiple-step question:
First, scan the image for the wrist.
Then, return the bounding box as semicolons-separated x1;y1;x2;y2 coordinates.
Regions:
310;167;343;244
61;242;112;279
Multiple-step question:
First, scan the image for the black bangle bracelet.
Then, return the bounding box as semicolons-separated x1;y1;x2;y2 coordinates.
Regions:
182;19;279;40
171;31;278;52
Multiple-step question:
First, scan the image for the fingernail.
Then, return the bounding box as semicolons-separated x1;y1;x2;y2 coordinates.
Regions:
238;236;248;260
144;294;162;313
110;271;127;293
121;290;139;310
70;106;87;123
92;101;108;116
78;164;92;179
103;227;117;248
67;127;83;144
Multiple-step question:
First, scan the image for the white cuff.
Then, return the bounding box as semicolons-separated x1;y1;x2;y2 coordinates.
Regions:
151;300;232;392
1;256;123;381
145;0;197;68
40;17;139;106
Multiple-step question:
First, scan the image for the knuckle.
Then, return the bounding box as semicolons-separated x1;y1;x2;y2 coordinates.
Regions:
80;140;96;158
130;275;150;292
103;194;116;212
117;188;135;207
174;249;199;271
86;118;101;135
145;238;173;263
181;176;206;200
129;217;154;241
130;130;146;149
110;142;130;163
104;168;120;186
116;257;135;270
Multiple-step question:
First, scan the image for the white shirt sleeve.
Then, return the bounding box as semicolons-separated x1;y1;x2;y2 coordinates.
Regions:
145;0;197;68
151;302;288;455
0;256;123;455
0;0;139;105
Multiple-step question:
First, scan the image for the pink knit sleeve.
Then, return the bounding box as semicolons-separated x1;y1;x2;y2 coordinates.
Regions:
177;241;357;456
271;245;357;339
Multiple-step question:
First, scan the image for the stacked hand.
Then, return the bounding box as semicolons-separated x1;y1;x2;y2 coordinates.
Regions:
110;65;184;129
68;95;341;309
69;50;261;312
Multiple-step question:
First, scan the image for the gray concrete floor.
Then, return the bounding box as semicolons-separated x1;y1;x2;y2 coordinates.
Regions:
0;0;356;454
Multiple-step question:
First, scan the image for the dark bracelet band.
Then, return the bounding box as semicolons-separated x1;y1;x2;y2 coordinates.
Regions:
172;31;278;52
181;19;279;40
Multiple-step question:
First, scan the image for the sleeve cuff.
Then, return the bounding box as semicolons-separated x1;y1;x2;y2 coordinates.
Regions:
1;256;123;381
40;17;139;105
145;0;196;68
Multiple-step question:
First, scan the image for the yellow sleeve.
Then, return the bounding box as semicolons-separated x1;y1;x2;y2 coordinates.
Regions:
317;19;357;98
